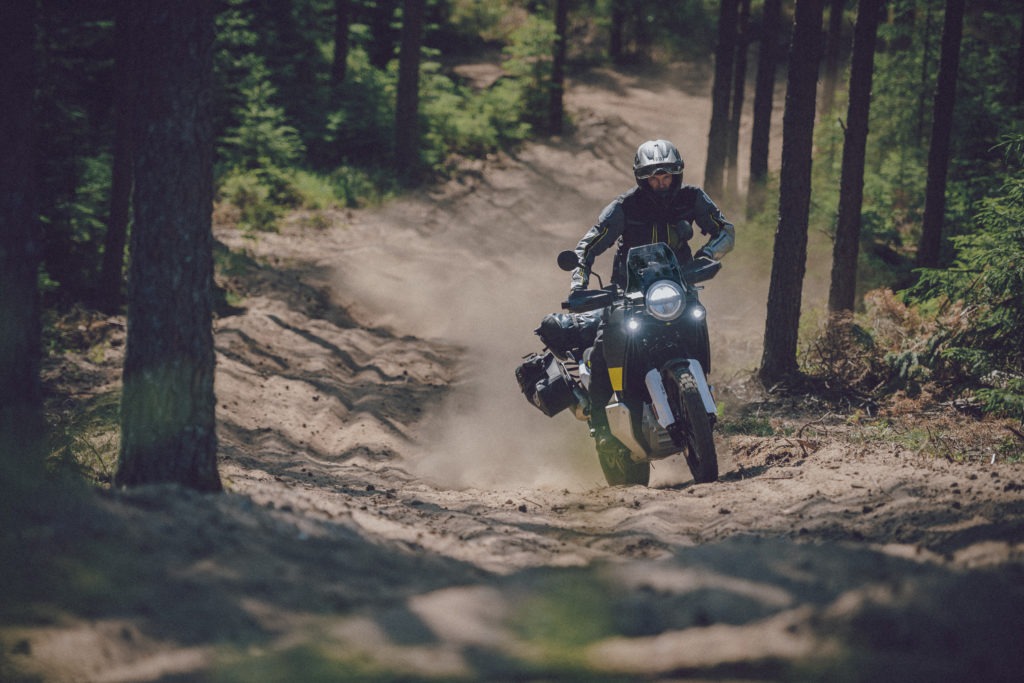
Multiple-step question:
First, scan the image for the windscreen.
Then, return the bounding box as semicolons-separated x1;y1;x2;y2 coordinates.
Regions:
624;243;681;293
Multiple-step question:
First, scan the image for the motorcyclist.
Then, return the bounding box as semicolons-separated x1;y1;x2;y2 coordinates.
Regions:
569;139;735;453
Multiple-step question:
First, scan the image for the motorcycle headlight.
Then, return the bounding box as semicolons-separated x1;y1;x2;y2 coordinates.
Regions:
646;280;685;321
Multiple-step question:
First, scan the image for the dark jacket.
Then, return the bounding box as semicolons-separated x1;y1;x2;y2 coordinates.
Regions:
571;184;735;290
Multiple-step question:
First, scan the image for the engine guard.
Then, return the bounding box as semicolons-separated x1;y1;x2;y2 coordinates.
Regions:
605;400;647;463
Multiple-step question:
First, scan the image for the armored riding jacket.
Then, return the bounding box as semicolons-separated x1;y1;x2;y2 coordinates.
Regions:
571;184;735;290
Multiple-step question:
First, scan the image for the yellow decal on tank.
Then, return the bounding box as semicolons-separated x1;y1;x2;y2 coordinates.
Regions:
608;367;624;391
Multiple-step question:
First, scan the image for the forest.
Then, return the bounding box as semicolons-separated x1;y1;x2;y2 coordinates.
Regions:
2;0;1024;680
5;0;1021;486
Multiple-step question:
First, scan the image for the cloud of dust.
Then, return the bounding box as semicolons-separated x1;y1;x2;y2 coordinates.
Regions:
341;64;834;490
404;226;610;492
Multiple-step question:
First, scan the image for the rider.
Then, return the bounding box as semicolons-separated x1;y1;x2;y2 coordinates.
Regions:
569;139;735;452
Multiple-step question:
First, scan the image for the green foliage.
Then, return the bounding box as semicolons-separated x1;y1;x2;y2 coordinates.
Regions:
810;0;1023;303
219;79;306;174
48;390;122;486
217;169;284;233
327;165;396;208
910;136;1024;419
719;415;777;437
420;59;531;165
314;47;396;170
501;14;557;129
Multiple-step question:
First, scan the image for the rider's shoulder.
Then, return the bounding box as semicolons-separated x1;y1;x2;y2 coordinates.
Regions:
616;186;644;207
600;187;641;215
677;184;703;202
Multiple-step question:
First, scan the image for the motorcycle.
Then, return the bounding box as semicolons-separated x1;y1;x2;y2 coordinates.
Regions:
516;242;721;486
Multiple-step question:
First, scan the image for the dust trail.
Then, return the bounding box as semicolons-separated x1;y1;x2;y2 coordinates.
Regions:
334;64;828;490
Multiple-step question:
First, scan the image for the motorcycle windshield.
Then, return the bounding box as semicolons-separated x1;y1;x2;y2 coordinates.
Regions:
625;243;682;294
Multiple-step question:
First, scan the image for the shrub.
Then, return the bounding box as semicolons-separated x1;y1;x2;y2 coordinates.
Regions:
911;136;1024;420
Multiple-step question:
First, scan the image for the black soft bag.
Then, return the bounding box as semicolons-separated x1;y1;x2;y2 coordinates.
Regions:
535;311;600;359
514;351;575;417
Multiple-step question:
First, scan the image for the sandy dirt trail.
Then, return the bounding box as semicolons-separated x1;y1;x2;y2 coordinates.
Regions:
329;61;781;491
5;64;1024;682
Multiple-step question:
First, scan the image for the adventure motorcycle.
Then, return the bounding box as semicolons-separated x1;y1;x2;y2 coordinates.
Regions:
516;242;721;486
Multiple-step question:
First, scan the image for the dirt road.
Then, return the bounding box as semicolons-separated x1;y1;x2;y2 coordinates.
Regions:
5;64;1023;682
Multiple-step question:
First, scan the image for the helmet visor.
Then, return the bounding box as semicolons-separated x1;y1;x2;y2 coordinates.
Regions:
635;162;683;179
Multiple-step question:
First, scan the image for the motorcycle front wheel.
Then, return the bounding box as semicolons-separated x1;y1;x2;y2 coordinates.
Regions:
676;372;719;484
597;441;650;487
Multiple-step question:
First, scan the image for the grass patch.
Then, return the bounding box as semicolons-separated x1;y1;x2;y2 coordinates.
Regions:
48;389;121;487
718;415;777;437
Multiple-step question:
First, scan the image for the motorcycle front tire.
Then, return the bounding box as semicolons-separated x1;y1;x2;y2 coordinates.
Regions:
677;372;719;484
597;442;650;487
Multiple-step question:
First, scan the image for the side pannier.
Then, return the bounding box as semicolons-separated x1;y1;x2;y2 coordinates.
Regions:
514;351;575;417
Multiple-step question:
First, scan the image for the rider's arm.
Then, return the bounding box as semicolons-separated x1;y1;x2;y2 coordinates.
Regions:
572;199;625;290
692;190;735;260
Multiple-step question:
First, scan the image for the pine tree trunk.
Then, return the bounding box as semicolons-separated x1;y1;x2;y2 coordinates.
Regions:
0;0;44;467
1016;4;1024;105
331;0;352;89
610;0;625;63
368;0;397;69
705;0;739;198
759;0;825;385
917;0;966;269
828;0;883;313
115;0;220;492
97;2;135;315
747;0;782;217
549;0;569;134
726;0;751;201
394;0;425;182
821;0;846;115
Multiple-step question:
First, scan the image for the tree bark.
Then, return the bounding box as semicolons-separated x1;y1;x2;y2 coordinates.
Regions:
549;0;569;135
759;0;825;385
97;2;135;314
331;0;352;89
115;0;220;491
821;0;846;115
394;0;425;182
705;0;739;198
368;0;398;69
726;0;751;201
747;0;782;218
0;0;44;468
828;0;883;313
1017;4;1024;105
610;0;625;63
917;0;965;269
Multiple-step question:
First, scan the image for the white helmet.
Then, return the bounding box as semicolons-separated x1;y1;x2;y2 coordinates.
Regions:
633;139;684;190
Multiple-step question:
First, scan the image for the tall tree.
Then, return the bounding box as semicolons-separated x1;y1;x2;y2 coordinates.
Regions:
1;0;44;470
610;0;625;63
821;0;846;114
747;0;782;217
915;2;937;143
705;0;739;198
828;0;884;313
917;0;966;269
368;0;399;69
549;0;569;134
115;0;220;491
394;0;425;182
1017;3;1024;105
331;0;352;90
759;0;825;385
726;0;752;201
97;3;136;314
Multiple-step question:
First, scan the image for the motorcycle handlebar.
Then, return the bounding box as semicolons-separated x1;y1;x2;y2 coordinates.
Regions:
562;289;615;313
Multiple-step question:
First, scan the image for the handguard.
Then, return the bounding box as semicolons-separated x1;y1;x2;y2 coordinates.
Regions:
562;289;614;313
